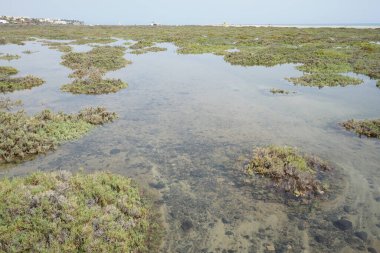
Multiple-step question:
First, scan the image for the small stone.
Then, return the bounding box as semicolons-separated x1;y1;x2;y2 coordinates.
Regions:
354;231;368;241
333;219;353;231
266;244;275;251
315;235;327;244
221;217;230;224
368;247;378;253
225;231;234;236
181;219;193;232
374;196;380;202
343;205;352;213
109;148;121;155
149;182;166;189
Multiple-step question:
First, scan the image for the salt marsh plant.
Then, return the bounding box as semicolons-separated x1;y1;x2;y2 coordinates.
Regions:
341;119;380;138
246;146;332;198
0;53;20;61
0;97;22;110
270;88;294;94
130;46;167;55
0;106;117;164
0;25;379;87
73;37;117;45
61;46;129;94
0;170;163;252
0;66;44;93
0;66;18;77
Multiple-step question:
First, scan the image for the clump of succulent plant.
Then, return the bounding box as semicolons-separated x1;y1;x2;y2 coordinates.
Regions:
60;46;129;94
341;119;380;139
0;53;20;61
0;66;44;93
0;170;163;252
246;146;332;198
0;106;117;163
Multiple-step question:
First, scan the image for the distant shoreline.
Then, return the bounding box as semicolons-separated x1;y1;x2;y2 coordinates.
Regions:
206;24;380;29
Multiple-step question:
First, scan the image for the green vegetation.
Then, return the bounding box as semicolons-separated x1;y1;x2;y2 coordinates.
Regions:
73;37;117;45
60;46;129;94
0;66;18;77
341;119;380;138
0;106;117;164
22;50;35;54
0;25;379;87
0;170;162;252
287;73;363;88
0;97;22;110
130;40;154;49
41;41;72;53
130;46;167;55
62;78;127;95
0;54;21;61
246;146;331;198
0;76;44;93
270;88;294;94
0;66;44;93
128;40;167;55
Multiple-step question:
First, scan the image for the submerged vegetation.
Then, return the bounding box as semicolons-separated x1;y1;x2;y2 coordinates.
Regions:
0;66;18;76
341;119;380;139
129;40;167;55
269;88;295;94
0;25;378;88
61;46;129;94
0;106;117;163
287;73;363;88
0;53;21;61
73;37;117;45
0;170;162;252
0;97;22;110
246;146;332;198
0;66;44;93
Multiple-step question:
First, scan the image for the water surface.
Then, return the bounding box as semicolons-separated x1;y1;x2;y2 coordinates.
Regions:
1;41;380;252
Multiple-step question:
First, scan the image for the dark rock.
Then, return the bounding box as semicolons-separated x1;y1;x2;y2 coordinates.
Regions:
149;182;166;189
109;148;121;155
354;231;368;241
222;217;231;224
315;235;328;244
343;205;352;213
374;196;380;202
368;247;378;253
181;219;193;232
333;219;353;231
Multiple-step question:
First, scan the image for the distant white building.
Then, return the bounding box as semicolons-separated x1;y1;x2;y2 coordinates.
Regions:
0;20;8;24
53;20;67;25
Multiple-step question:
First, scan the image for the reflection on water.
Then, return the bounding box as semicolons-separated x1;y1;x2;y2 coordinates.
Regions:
1;41;380;252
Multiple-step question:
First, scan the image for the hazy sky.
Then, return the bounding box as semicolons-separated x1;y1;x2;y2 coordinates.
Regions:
1;0;380;25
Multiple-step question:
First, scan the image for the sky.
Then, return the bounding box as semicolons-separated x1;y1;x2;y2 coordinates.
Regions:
1;0;380;25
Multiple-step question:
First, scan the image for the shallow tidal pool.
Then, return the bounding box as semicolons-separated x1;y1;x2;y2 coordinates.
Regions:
1;40;380;252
